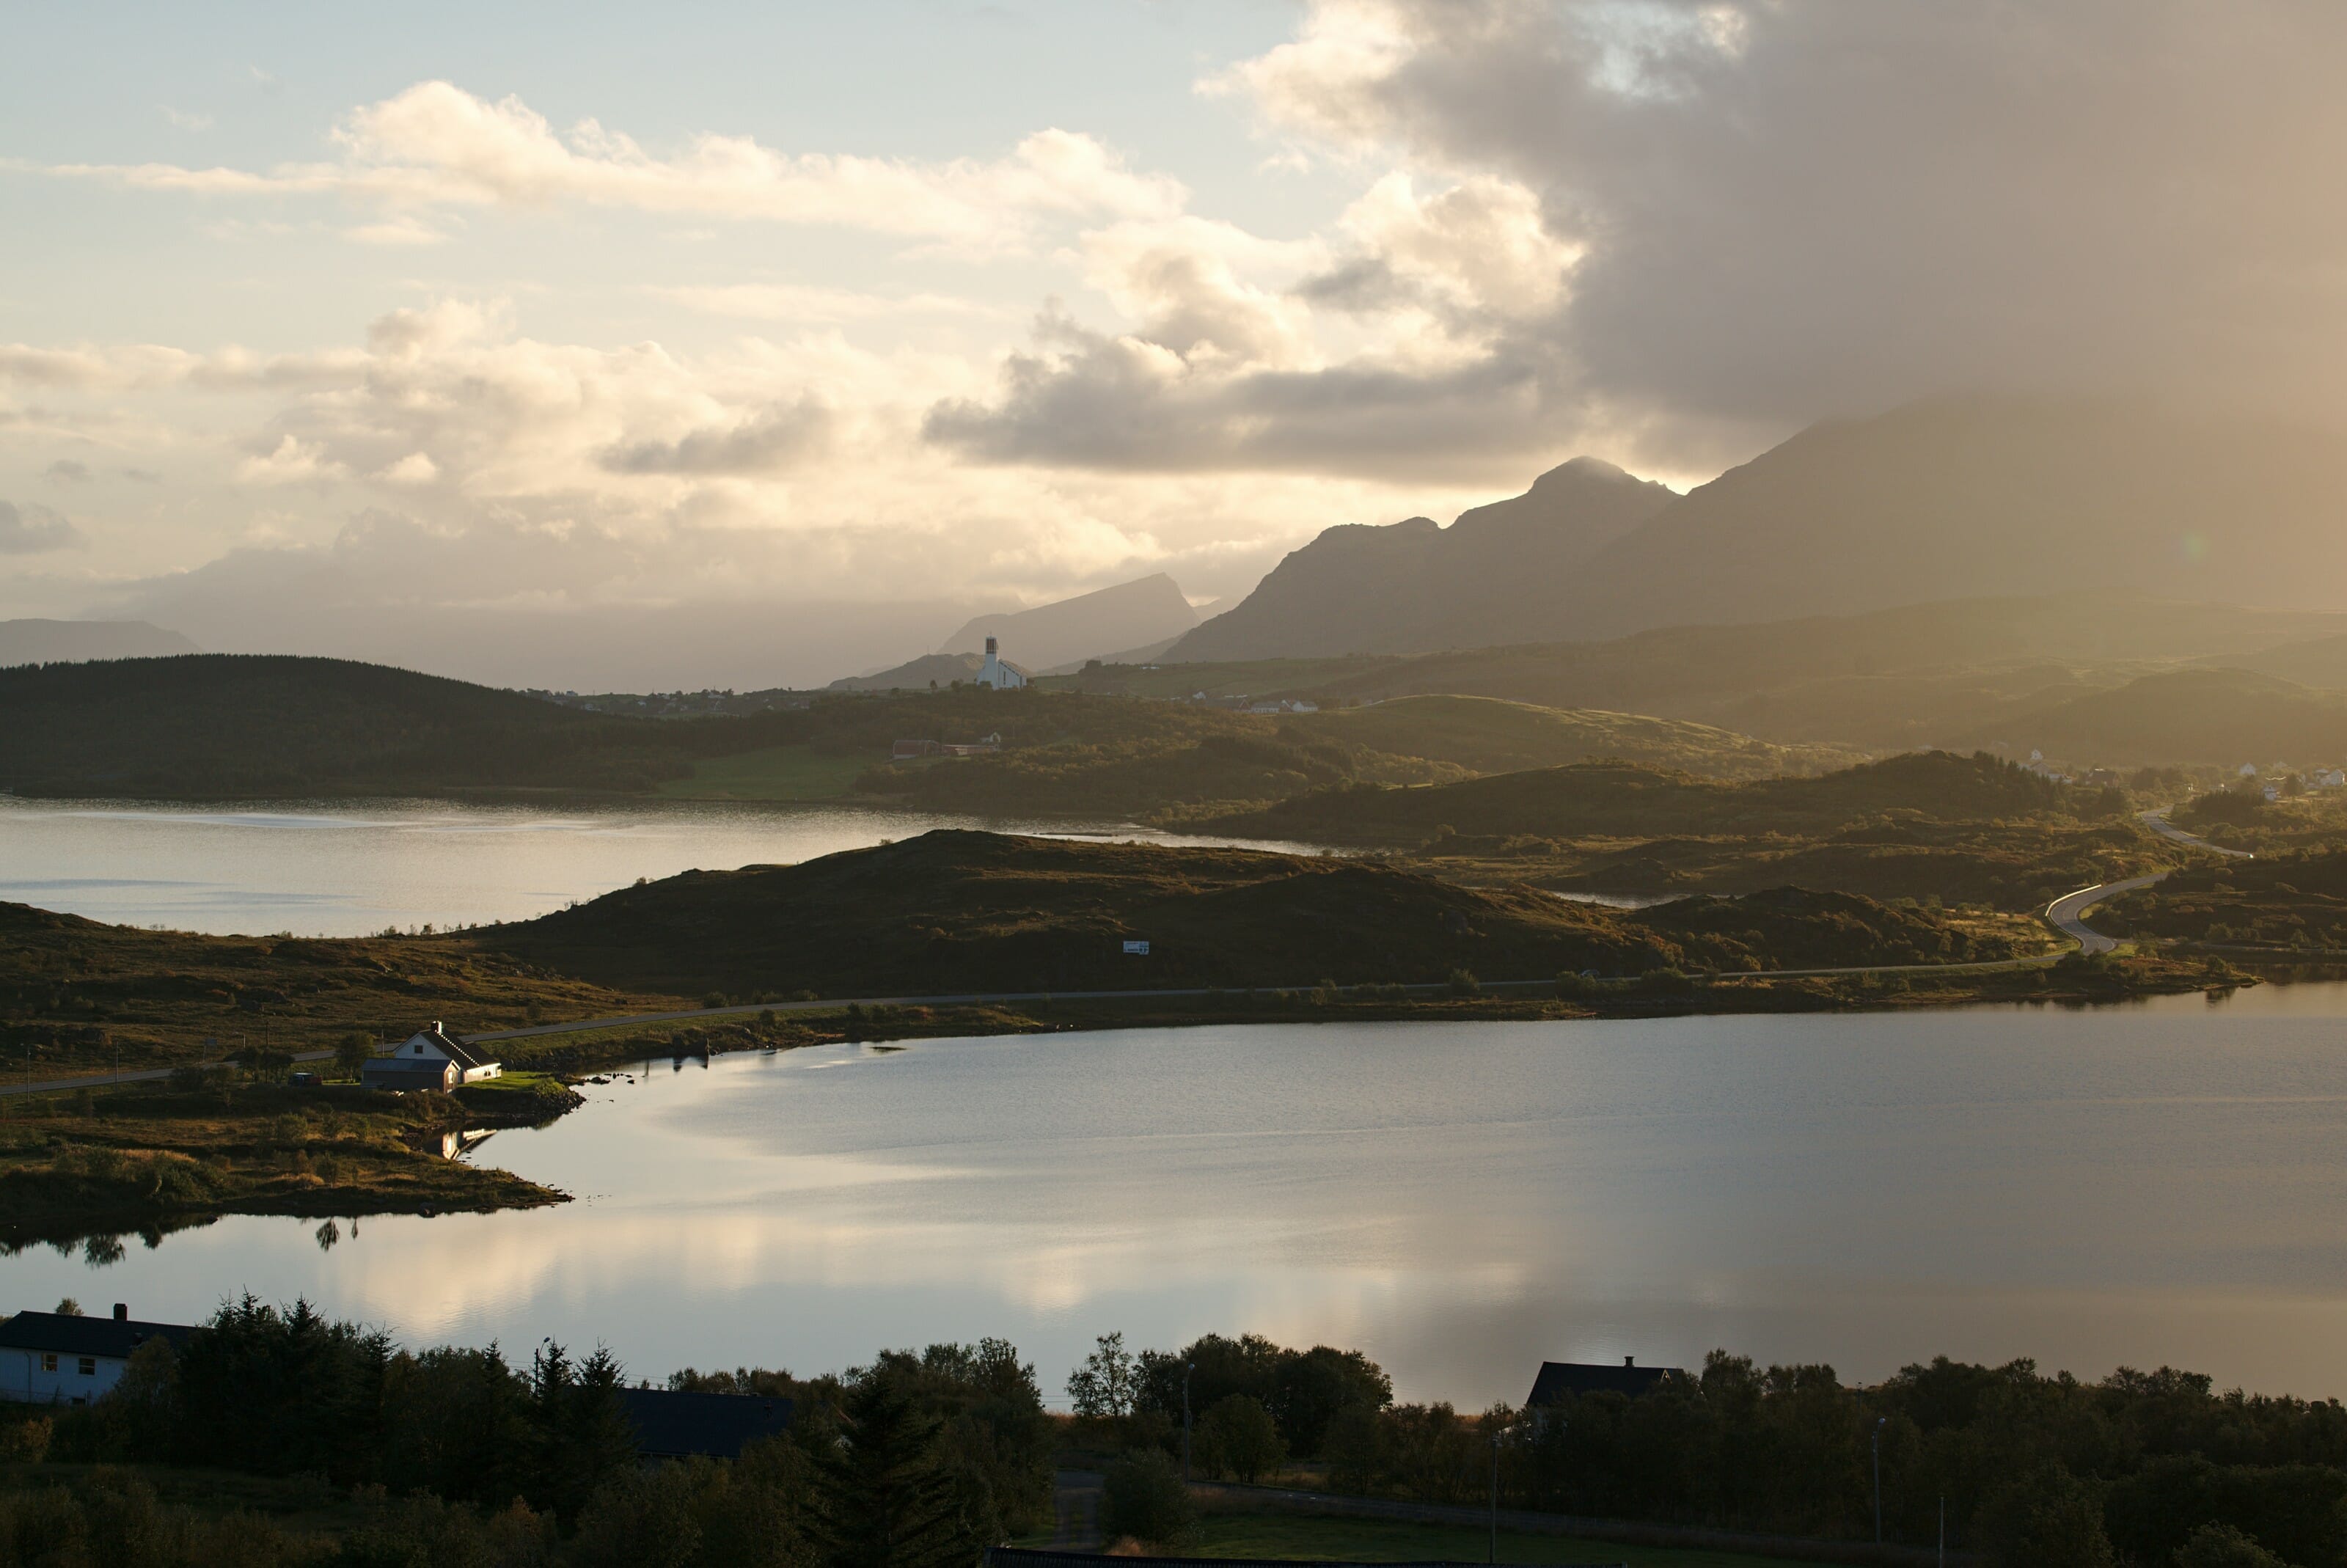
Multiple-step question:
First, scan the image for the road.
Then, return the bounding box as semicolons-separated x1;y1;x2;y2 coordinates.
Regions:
2139;807;2256;859
2037;805;2252;958
2043;874;2167;956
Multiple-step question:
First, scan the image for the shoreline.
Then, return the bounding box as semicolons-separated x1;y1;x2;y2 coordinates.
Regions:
2;951;2249;1249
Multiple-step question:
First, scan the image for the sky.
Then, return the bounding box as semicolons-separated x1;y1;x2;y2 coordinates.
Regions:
6;1;2347;686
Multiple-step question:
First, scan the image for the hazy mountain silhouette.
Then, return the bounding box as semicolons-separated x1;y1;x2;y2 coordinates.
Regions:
939;573;1197;673
1170;458;1674;661
0;619;199;667
1171;398;2347;660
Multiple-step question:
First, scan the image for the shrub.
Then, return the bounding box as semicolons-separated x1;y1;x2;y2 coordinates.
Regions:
1196;1393;1285;1484
2175;1525;2288;1568
1446;968;1480;997
1099;1448;1196;1548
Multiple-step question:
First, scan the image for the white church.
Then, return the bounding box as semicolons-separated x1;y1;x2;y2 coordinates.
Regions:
975;635;1028;689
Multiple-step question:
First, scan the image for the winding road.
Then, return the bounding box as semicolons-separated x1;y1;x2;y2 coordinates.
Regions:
2040;806;2252;956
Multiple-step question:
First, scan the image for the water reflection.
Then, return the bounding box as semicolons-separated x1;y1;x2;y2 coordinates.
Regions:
0;796;1333;937
20;984;2347;1408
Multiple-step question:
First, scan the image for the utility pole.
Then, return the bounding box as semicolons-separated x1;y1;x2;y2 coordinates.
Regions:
1872;1417;1887;1545
1182;1361;1194;1484
1489;1429;1498;1565
1489;1421;1517;1564
1938;1494;1945;1567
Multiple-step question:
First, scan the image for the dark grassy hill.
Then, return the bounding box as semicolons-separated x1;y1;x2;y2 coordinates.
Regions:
2098;849;2347;949
484;829;1993;996
0;898;675;1073
1207;750;2113;847
0;654;802;796
1967;667;2347;769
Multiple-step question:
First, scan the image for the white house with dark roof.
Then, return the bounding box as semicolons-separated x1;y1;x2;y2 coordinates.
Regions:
0;1305;194;1405
361;1022;501;1092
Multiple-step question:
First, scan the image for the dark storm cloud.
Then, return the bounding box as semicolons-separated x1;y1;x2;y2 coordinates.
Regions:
933;1;2347;479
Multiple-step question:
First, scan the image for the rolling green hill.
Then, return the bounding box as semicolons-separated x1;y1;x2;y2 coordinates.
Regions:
1294;695;1862;778
1966;667;2347;769
483;829;2004;995
0;654;786;796
0;655;1845;813
1208;750;2117;847
1080;596;2347;754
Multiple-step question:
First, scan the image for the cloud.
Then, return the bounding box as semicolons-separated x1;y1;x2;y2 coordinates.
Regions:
599;398;834;477
1211;0;2347;441
925;179;1586;477
44;459;92;484
161;106;214;131
375;452;439;485
120;467;161;483
236;434;346;486
46;81;1187;251
0;499;81;554
345;215;455;247
656;283;1000;323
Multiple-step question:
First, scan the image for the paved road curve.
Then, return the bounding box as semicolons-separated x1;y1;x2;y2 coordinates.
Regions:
2139;807;2256;860
2043;875;2167;957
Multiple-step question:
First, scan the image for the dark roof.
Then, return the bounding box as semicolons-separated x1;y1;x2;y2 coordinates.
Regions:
618;1387;793;1459
0;1311;195;1360
407;1026;495;1072
1526;1358;1679;1405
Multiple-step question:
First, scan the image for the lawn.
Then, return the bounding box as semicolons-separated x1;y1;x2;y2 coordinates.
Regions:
653;743;872;801
1190;1509;1837;1567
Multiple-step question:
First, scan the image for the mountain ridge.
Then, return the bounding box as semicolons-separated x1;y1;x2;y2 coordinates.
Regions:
1168;397;2347;662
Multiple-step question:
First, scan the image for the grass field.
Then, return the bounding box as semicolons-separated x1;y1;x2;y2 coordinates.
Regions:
653;743;872;801
1187;1509;1837;1567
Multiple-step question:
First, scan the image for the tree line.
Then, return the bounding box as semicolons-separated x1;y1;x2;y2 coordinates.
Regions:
0;1295;1052;1567
1066;1332;2347;1567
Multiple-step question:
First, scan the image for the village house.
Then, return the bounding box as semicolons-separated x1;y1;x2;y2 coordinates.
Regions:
1525;1355;1680;1407
0;1305;193;1405
361;1022;501;1092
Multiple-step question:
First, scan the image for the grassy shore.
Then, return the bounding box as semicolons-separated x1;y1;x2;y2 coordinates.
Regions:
0;1072;579;1250
1;946;2243;1249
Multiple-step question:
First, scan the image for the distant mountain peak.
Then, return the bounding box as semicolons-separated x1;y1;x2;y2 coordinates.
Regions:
1166;455;1673;662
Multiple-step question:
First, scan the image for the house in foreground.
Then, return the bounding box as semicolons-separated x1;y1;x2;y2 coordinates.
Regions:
1526;1355;1680;1409
362;1022;502;1092
0;1305;194;1405
618;1387;794;1460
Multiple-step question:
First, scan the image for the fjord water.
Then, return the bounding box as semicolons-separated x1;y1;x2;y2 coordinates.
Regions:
0;795;1326;936
18;987;2347;1408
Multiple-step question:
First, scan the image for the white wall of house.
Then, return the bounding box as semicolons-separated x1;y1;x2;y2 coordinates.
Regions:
0;1347;128;1404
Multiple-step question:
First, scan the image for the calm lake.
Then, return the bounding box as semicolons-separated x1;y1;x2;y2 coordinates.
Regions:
0;796;1328;937
16;987;2347;1410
